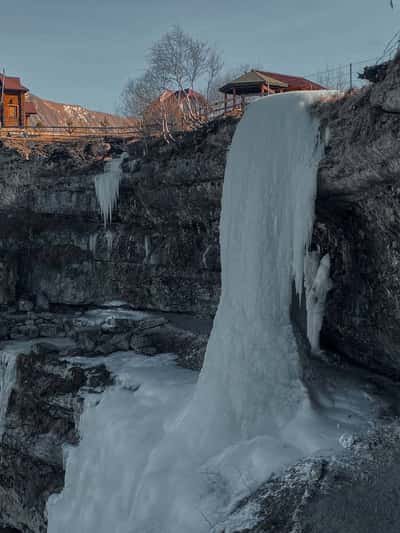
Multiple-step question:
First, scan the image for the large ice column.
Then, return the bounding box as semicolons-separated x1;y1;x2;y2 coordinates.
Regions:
94;157;124;227
187;91;329;447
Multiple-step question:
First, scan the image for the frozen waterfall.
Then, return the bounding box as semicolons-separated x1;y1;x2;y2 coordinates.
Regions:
50;92;365;533
188;91;327;444
94;157;124;227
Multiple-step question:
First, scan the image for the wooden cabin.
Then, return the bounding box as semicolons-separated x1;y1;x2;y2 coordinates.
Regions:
143;88;208;133
219;70;325;111
24;100;38;127
0;75;37;128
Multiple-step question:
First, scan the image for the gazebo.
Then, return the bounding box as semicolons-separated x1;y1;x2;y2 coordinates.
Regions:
219;70;325;112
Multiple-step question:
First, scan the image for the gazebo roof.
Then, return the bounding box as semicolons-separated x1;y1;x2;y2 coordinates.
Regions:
219;70;324;95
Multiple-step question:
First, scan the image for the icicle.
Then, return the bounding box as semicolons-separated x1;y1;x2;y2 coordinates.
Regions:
304;252;333;353
94;157;124;227
105;230;114;259
88;233;98;254
0;349;17;438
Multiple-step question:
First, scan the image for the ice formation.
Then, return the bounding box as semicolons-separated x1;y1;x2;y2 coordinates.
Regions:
187;92;327;443
50;92;357;533
304;252;333;352
0;348;17;437
94;157;124;227
88;233;98;254
47;353;198;533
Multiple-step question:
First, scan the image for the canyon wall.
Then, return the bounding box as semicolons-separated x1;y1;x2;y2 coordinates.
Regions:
0;120;235;317
1;57;400;380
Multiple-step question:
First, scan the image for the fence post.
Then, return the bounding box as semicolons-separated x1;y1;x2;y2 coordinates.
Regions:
349;63;353;91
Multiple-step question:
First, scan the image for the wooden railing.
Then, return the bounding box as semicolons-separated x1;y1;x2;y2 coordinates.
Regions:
205;99;245;121
0;125;140;140
0;100;247;142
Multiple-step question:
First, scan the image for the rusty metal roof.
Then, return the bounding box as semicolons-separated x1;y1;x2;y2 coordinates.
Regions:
219;69;324;93
257;70;325;90
219;70;288;93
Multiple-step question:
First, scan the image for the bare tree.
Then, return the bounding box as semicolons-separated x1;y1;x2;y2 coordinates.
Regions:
120;26;223;140
120;72;161;118
148;26;222;95
205;49;224;101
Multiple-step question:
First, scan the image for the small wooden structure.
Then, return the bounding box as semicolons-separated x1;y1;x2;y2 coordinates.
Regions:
219;70;325;112
0;74;37;128
24;101;38;127
143;88;208;134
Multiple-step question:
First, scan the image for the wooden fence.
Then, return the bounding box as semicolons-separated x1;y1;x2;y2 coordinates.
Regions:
0;125;140;140
0;99;246;141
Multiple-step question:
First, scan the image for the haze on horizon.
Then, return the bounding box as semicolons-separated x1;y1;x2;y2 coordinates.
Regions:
0;0;398;114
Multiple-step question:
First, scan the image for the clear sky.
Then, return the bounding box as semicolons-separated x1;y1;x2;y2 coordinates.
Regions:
0;0;398;113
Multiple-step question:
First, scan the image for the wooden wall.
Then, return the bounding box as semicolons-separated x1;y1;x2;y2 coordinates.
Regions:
2;91;25;127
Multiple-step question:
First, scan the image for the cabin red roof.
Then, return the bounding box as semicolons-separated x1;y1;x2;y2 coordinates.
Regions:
0;75;28;92
220;69;325;95
256;71;325;90
25;101;37;115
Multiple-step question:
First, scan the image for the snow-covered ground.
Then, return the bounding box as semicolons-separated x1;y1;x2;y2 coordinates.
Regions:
46;91;391;532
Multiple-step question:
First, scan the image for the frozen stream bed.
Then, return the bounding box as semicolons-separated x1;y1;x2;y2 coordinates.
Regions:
46;348;400;533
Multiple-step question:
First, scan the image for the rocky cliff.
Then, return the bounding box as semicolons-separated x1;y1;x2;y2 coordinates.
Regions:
3;55;400;378
313;54;400;379
0;119;236;317
1;55;400;533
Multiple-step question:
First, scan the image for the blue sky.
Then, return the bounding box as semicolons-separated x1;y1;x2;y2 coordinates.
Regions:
0;0;398;113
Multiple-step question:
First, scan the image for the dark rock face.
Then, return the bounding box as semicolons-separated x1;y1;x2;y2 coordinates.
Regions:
0;139;108;309
311;55;400;378
115;119;237;314
0;345;111;533
0;121;236;317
